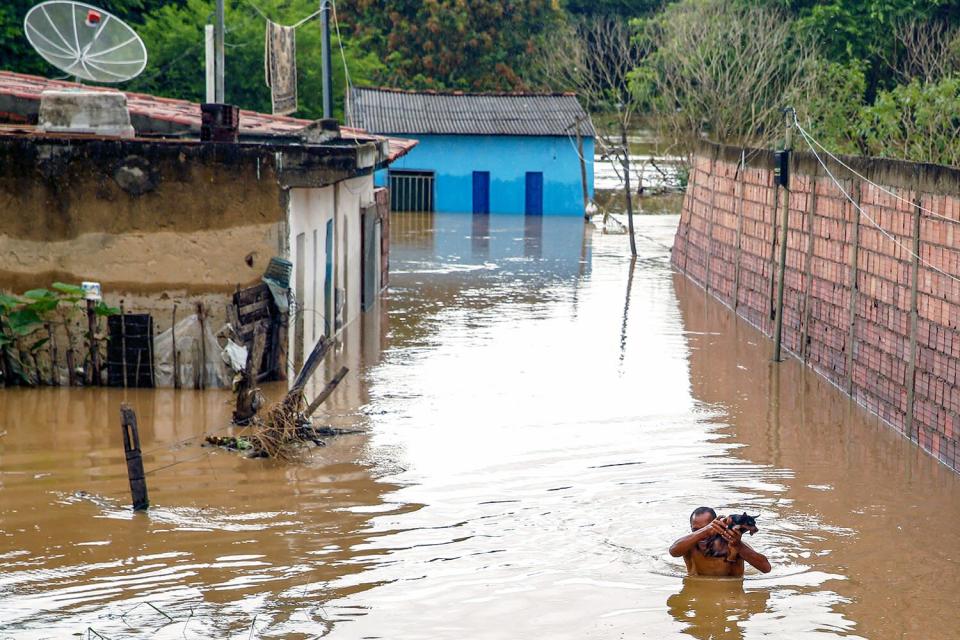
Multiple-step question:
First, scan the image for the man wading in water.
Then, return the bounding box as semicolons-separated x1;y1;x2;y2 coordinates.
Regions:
669;507;771;577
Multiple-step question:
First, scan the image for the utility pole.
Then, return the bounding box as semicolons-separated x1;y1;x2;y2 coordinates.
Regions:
772;108;794;362
620;118;637;257
574;114;589;217
204;24;215;103
214;0;225;103
321;0;333;118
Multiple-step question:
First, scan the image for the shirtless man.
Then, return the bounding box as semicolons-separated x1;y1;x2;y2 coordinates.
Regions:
669;507;771;577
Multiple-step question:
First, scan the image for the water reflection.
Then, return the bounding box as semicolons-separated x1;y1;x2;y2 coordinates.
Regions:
667;578;770;640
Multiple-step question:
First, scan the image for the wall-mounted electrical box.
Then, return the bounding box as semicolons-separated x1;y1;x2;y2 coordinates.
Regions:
774;150;790;187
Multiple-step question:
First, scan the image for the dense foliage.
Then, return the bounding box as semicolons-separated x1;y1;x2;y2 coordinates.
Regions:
623;0;960;166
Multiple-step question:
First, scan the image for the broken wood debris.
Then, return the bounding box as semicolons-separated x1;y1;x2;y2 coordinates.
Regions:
221;335;351;459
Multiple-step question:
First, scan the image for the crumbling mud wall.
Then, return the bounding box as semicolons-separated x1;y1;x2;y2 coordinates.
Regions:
0;136;287;296
673;141;960;472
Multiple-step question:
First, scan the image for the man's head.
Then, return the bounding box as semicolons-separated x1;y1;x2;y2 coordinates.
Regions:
690;506;717;532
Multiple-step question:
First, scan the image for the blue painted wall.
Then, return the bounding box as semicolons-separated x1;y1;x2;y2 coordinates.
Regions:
376;134;594;216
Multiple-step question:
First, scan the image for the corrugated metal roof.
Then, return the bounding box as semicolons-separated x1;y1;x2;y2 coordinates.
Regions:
350;87;596;138
0;71;418;162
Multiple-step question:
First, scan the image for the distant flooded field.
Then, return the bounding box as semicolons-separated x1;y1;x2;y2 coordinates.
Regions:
1;213;958;639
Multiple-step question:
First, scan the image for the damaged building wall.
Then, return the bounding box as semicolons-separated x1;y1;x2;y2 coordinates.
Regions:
0;132;383;388
0;136;287;321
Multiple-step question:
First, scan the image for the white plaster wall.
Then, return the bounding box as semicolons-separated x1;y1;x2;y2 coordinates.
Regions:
337;175;374;329
288;186;334;360
287;174;375;372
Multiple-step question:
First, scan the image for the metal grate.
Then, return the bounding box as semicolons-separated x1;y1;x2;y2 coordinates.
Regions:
390;170;435;212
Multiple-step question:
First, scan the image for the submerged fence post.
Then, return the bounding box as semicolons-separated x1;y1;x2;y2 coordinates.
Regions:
732;149;746;311
904;195;923;441
800;172;819;362
86;300;100;386
120;404;149;511
772;110;794;362
845;181;863;395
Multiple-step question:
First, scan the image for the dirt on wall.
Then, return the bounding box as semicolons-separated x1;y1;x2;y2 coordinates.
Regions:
0;135;290;294
673;140;960;473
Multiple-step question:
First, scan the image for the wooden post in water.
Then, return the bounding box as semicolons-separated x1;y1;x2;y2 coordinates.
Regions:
574;115;589;217
120;302;128;388
620;120;637;257
171;305;180;389
120;404;149;511
305;366;349;418
773;110;794;362
196;302;206;390
86;299;100;385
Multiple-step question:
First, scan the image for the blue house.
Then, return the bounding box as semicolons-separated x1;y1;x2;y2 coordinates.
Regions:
350;87;595;216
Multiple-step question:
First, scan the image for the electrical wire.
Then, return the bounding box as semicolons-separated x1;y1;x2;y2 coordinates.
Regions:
793;113;960;226
240;0;321;29
795;122;960;286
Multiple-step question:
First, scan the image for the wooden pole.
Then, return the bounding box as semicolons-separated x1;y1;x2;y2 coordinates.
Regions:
904;195;923;441
171;305;180;389
304;366;349;418
772;111;793;362
732;150;746;311
799;173;819;362
214;0;225;103
574;115;589;217
620;120;637;257
845;181;863;395
703;163;719;294
86;299;100;385
196;302;206;390
120;302;128;388
46;322;59;386
281;336;333;410
120;404;149;511
233;325;267;424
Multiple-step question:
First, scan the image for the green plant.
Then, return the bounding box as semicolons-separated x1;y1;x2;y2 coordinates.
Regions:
0;282;117;386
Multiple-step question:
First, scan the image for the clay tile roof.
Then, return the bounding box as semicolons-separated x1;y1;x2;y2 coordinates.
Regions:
350;86;596;138
0;70;417;161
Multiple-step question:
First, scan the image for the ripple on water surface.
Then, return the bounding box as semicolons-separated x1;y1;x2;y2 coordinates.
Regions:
1;213;959;639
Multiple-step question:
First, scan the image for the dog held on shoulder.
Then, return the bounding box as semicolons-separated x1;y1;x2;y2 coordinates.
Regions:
669;507;771;577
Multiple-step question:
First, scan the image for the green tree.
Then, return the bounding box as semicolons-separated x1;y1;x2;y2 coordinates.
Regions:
338;0;566;91
780;0;960;94
858;76;960;166
632;0;822;152
563;0;670;16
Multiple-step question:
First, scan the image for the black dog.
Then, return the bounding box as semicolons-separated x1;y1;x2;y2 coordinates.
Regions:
702;513;760;563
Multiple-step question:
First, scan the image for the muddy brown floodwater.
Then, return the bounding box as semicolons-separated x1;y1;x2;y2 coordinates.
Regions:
2;213;959;639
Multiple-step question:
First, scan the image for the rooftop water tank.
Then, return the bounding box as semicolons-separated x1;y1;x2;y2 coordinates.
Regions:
37;88;135;138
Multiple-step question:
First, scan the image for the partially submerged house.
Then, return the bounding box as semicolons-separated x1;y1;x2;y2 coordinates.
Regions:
350;87;595;216
0;71;415;387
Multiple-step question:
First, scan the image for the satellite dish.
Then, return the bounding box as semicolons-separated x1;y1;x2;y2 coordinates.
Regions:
24;1;147;83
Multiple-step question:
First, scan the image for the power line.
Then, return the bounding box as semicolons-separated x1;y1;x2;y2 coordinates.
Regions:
793;114;960;226
239;0;322;29
795;122;960;286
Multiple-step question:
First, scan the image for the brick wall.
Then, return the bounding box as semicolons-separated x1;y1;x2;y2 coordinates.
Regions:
673;141;960;472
